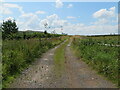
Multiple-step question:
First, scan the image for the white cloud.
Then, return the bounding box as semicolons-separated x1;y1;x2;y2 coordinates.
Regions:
109;6;115;11
16;13;118;35
1;3;24;15
55;0;63;8
50;28;63;34
46;14;59;21
63;23;118;35
4;3;19;8
38;14;118;35
40;19;48;28
20;13;35;18
47;14;67;27
18;13;41;30
40;14;67;29
111;15;118;24
52;19;67;27
0;4;11;15
67;4;73;8
2;8;12;14
36;11;46;14
67;16;76;19
18;14;67;31
4;17;14;21
91;18;108;25
93;6;115;19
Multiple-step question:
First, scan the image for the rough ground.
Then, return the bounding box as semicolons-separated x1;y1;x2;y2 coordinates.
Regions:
10;40;117;88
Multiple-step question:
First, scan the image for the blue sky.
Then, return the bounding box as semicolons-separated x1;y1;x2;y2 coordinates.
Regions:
0;1;118;35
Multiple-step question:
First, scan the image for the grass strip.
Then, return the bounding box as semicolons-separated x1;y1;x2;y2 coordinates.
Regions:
54;40;69;76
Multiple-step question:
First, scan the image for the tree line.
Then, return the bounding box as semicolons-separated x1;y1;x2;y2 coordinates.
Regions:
0;19;63;40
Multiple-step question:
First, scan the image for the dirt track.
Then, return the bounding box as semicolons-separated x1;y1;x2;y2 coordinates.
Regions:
10;39;117;88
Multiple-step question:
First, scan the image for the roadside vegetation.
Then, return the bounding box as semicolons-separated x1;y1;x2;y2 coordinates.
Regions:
71;35;119;87
54;39;69;76
1;19;66;88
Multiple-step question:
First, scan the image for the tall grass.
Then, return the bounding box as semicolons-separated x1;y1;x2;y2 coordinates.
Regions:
72;36;119;86
2;37;65;88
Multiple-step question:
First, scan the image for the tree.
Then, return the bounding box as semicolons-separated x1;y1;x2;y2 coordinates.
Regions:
44;22;48;34
1;19;18;39
44;30;47;34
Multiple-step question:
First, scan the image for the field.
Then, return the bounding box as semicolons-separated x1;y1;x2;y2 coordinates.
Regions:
2;32;66;88
2;32;119;88
71;35;119;86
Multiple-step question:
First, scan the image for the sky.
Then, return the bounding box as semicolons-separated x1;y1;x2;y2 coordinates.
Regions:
0;0;119;35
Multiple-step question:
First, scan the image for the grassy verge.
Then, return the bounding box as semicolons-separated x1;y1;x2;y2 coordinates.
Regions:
71;37;119;87
2;37;65;88
54;39;69;76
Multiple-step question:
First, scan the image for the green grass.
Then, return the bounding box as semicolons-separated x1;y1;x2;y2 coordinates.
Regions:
71;36;119;87
2;37;65;88
54;39;69;76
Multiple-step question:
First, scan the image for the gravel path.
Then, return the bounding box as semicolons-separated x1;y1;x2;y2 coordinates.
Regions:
10;43;61;88
10;39;117;88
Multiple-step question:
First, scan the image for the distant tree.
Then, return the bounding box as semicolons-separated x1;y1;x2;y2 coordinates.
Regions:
1;19;18;39
44;23;48;34
23;32;26;39
44;30;47;34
